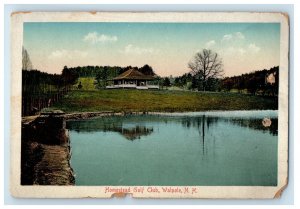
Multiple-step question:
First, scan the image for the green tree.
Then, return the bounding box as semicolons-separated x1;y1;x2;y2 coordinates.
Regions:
163;77;171;89
61;66;79;86
139;64;155;75
96;67;109;88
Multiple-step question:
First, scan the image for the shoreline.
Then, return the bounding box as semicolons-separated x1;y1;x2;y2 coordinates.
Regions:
21;113;75;185
21;139;75;185
63;109;278;121
22;109;279;123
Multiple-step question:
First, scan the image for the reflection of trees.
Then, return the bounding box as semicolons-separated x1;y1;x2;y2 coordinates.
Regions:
67;117;154;141
181;116;220;156
180;115;278;136
180;115;278;156
67;119;122;133
201;115;205;154
226;118;278;136
181;116;219;130
106;126;153;141
67;114;278;144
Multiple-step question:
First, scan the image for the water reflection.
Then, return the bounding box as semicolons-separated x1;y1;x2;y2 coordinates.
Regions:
67;114;278;142
106;126;153;141
228;118;278;136
180;115;277;136
181;115;211;155
68;111;278;186
179;115;278;156
67;117;154;141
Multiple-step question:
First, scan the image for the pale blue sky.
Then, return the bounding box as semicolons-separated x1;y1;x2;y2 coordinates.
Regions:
23;22;280;77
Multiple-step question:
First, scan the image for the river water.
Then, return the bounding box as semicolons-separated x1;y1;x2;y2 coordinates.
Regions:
67;110;278;186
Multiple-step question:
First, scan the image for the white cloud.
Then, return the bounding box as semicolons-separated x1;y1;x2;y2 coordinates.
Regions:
222;32;245;42
222;34;233;42
83;32;118;44
222;47;246;56
235;32;245;40
205;40;216;48
120;44;156;54
48;49;88;60
248;43;261;53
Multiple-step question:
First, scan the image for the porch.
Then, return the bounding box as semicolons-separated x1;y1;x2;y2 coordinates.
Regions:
106;84;159;89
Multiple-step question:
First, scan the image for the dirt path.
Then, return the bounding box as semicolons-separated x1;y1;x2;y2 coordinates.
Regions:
33;142;74;185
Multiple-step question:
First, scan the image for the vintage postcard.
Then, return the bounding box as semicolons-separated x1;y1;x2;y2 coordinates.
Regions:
10;12;289;198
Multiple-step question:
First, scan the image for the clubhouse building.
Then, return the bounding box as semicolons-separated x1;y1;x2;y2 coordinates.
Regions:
106;68;159;90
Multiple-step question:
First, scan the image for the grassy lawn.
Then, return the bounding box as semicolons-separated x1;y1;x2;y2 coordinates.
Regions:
76;77;97;90
52;89;278;113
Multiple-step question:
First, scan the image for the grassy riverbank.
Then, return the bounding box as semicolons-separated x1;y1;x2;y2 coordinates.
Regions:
52;89;278;113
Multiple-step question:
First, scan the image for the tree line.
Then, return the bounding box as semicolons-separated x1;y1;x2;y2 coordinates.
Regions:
23;64;158;92
22;67;80;95
65;64;155;77
171;66;278;96
22;67;81;116
221;66;279;96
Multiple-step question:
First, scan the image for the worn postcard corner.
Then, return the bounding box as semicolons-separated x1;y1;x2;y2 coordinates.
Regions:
10;11;289;199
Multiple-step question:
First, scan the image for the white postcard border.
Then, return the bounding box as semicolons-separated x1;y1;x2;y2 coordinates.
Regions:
10;12;289;199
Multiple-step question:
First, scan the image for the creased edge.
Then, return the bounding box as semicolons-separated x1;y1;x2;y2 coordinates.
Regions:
11;11;32;17
274;177;288;198
112;193;133;198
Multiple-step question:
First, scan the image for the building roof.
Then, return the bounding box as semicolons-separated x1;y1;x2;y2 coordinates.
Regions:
113;68;155;80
